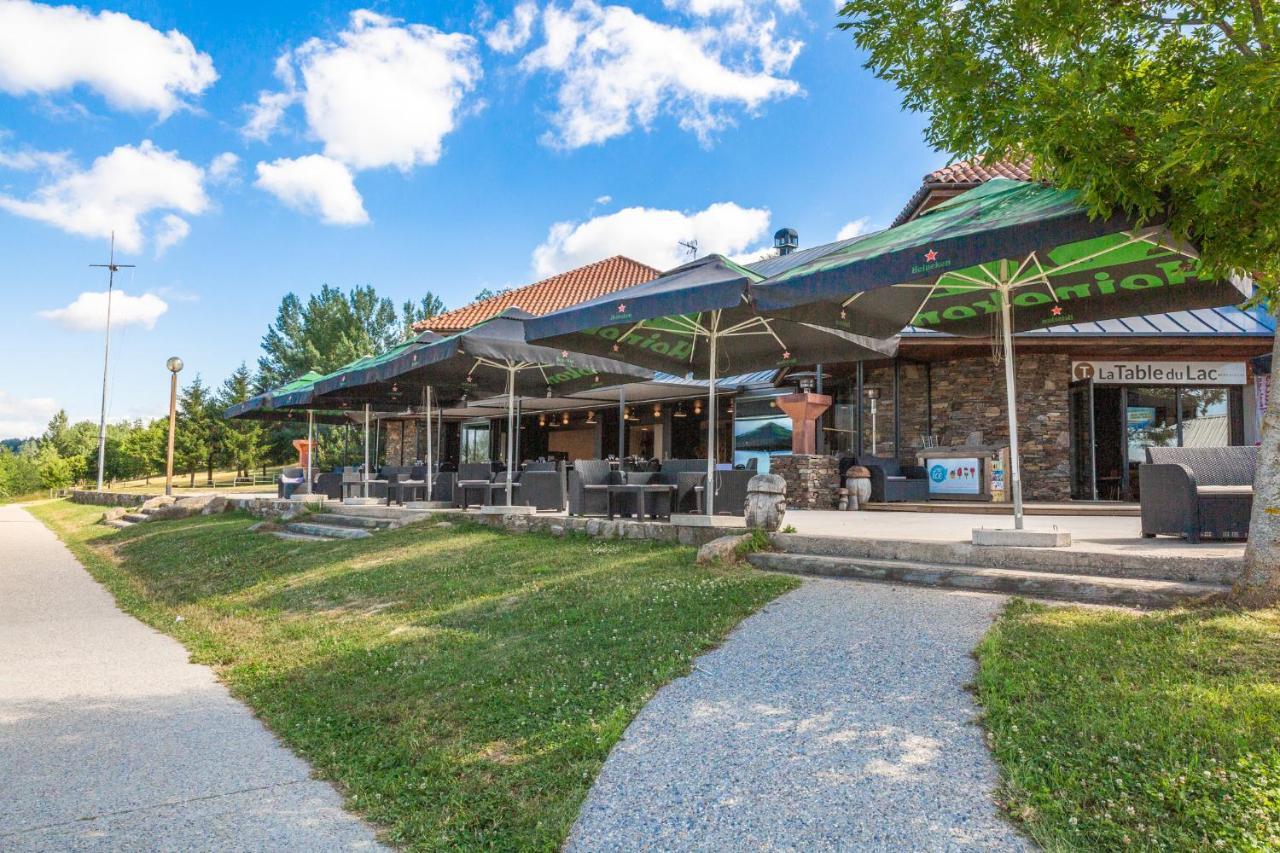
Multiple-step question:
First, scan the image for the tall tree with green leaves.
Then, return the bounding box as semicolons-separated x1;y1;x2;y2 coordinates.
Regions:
175;376;216;487
257;285;401;389
218;363;269;476
838;0;1280;598
401;292;447;340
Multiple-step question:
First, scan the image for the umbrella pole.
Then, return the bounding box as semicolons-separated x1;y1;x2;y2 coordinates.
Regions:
363;403;370;496
998;272;1025;529
506;367;516;506
307;410;314;494
425;386;433;500
706;323;717;517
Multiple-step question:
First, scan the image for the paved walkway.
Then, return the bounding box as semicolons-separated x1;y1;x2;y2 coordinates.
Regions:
0;504;384;851
568;579;1032;851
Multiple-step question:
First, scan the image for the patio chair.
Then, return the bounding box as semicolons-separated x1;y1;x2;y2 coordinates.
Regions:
455;463;496;509
857;454;929;502
386;465;430;506
314;470;343;500
568;459;615;516
483;470;523;506
694;470;753;516
1139;446;1257;542
520;462;567;512
277;467;306;499
659;459;708;513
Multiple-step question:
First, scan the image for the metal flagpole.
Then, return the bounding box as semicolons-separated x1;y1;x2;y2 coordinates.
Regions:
997;261;1026;529
90;232;134;491
506;367;516;506
705;313;718;517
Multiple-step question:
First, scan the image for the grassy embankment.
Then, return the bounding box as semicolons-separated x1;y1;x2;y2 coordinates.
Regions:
977;599;1280;850
31;500;795;850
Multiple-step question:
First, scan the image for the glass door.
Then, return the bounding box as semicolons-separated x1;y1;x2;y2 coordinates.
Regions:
460;421;491;464
1068;380;1096;500
1124;387;1178;500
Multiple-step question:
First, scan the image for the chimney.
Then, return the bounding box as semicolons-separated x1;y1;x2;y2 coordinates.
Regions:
773;227;798;256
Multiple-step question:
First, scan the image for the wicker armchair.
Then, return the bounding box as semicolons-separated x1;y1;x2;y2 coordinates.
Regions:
568;459;615;516
520;462;567;512
1139;446;1257;542
454;463;497;509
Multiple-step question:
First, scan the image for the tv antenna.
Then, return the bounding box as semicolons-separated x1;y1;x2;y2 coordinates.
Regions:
678;239;698;258
89;231;135;492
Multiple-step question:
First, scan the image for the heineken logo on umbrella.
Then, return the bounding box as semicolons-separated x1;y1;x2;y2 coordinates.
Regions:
911;248;950;275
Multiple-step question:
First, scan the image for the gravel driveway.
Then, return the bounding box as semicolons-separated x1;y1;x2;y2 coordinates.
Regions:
567;579;1031;851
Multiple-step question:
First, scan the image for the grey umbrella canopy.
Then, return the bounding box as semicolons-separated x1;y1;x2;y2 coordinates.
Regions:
524;254;897;514
751;179;1251;528
310;308;655;505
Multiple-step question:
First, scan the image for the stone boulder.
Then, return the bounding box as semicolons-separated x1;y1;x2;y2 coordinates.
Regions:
100;506;129;524
147;495;228;521
139;495;175;512
744;474;786;531
696;534;750;565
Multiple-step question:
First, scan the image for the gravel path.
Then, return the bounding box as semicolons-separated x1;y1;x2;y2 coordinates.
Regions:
0;504;384;851
567;579;1031;852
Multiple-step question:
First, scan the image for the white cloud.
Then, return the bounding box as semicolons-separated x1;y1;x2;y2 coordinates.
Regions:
521;0;802;148
153;214;190;256
835;217;872;240
0;391;58;440
207;152;240;185
594;194;612;205
243;10;480;172
0;145;70;172
485;1;538;53
0;140;209;253
254;155;369;226
532;201;770;275
38;290;169;332
0;0;216;118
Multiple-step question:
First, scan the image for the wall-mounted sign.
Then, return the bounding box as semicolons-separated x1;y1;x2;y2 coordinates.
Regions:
926;457;982;495
1071;361;1246;385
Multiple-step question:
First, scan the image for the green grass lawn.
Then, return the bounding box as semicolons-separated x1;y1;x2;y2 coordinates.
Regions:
977;599;1280;851
32;500;796;851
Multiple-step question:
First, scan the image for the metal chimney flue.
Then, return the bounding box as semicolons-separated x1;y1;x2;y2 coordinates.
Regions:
773;227;798;255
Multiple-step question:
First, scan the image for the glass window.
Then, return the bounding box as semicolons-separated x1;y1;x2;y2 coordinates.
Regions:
460;422;490;463
733;416;792;473
1179;387;1231;447
1125;387;1177;463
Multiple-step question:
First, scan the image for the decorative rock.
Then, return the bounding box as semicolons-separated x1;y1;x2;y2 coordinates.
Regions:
744;474;787;531
101;506;129;524
139;495;176;512
434;521;454;529
696;534;750;565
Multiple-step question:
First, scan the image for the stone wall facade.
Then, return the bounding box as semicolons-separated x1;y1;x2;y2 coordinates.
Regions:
771;454;838;510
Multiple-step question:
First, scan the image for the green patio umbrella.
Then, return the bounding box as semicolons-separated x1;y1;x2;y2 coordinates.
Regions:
525;254;897;515
751;178;1251;528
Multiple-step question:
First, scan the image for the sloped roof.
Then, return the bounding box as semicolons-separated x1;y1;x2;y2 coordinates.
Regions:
414;255;661;333
892;156;1034;226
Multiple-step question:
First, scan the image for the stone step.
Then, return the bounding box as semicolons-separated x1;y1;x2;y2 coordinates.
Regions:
283;521;372;540
313;513;396;530
104;519;135;530
746;552;1229;609
271;530;336;542
122;513;150;524
333;503;433;522
770;533;1237;586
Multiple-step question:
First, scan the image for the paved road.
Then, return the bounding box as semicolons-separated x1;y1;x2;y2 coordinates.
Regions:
568;579;1032;852
0;504;384;851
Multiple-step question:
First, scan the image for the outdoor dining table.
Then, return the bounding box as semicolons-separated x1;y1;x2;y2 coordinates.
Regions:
387;479;429;506
343;478;387;500
606;483;675;521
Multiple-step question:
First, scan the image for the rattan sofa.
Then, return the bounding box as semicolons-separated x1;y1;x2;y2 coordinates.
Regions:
1139;446;1258;542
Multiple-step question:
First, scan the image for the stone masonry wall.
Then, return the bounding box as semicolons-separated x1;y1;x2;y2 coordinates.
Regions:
924;352;1071;501
772;454;838;510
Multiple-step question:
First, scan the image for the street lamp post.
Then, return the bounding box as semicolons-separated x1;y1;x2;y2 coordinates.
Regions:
864;387;881;456
165;357;183;496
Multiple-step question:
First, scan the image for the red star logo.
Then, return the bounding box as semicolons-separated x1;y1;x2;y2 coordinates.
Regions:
560;350;569;358
612;344;620;352
840;309;847;319
924;249;938;263
1051;305;1064;316
617;303;626;313
782;350;791;360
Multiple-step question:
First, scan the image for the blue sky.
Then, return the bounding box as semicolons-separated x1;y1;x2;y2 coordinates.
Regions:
0;0;943;438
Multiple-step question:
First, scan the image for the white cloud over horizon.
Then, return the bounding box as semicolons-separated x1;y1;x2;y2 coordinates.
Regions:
520;0;803;148
38;289;169;332
532;201;770;276
485;0;538;53
0;391;58;441
255;155;369;226
0;0;216;118
0;140;210;253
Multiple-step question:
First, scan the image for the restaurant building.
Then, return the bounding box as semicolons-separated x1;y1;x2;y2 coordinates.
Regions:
389;160;1274;503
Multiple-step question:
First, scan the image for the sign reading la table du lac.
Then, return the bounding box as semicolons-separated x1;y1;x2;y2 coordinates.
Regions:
1071;360;1247;385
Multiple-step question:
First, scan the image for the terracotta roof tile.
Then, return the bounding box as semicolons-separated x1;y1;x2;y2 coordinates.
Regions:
892;156;1035;226
414;255;662;333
